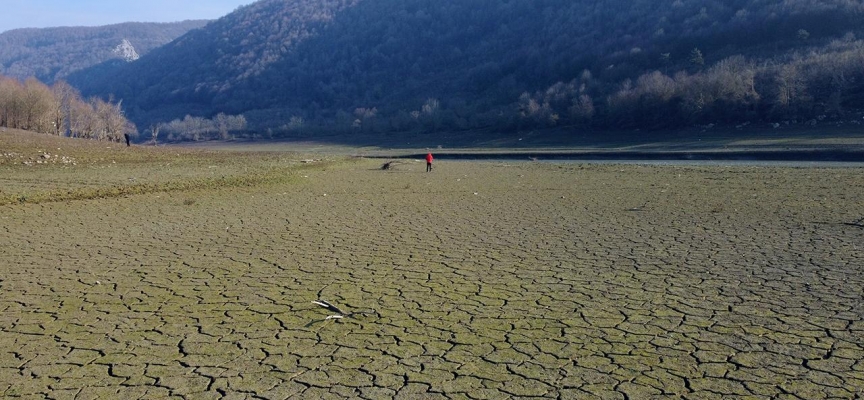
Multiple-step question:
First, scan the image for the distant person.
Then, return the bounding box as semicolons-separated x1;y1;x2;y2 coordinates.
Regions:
124;133;131;147
425;152;434;172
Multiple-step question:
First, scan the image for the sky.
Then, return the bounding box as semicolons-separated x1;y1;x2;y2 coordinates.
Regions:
0;0;255;33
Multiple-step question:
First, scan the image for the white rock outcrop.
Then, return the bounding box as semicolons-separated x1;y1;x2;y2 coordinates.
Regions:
113;39;140;62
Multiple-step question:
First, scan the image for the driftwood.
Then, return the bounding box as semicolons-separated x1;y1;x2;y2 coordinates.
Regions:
306;299;379;327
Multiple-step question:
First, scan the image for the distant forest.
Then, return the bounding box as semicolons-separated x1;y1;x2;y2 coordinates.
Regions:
0;21;208;83
60;0;864;139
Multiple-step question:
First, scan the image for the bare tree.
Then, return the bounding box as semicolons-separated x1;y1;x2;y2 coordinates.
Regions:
149;124;160;144
775;64;808;111
93;98;126;141
707;56;758;103
50;80;79;136
353;107;378;132
156;113;246;142
69;98;98;138
215;112;231;140
0;77;25;128
287;116;304;134
569;94;595;122
22;78;54;133
0;73;131;141
636;71;677;102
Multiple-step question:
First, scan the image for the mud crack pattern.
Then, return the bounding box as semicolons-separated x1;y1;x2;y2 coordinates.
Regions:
1;161;863;399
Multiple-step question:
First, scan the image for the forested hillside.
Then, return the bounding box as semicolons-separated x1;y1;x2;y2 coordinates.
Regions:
0;21;209;83
68;0;864;138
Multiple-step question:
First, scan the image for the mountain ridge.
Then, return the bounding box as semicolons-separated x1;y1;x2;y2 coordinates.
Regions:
66;0;864;138
0;20;210;83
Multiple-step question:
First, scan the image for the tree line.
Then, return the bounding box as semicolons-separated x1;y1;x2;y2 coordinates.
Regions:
0;75;135;142
150;113;248;143
519;36;864;129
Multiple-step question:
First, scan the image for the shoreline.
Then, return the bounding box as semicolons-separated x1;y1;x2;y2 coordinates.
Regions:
367;149;864;163
170;128;864;162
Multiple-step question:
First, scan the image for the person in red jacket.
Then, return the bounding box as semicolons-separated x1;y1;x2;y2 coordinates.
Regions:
425;152;434;172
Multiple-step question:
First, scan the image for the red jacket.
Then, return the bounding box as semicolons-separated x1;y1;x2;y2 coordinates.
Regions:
425;153;434;163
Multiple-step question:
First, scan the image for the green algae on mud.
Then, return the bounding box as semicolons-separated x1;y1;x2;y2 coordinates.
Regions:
1;133;864;398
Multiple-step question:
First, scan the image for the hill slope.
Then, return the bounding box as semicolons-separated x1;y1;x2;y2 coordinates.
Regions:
0;21;210;83
69;0;864;137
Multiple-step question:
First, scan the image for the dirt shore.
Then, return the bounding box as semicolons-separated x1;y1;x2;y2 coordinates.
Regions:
1;157;863;398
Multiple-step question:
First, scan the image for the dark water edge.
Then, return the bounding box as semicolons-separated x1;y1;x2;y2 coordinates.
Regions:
374;150;864;163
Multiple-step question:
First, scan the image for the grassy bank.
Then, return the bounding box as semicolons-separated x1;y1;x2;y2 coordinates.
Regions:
0;129;343;205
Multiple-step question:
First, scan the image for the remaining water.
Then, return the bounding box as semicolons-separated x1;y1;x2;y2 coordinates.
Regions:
442;158;864;168
540;159;864;168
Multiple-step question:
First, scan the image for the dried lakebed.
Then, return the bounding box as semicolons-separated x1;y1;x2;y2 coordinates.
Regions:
1;159;863;399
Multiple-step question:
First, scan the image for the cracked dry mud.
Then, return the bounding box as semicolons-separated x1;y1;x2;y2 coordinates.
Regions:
1;159;863;399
